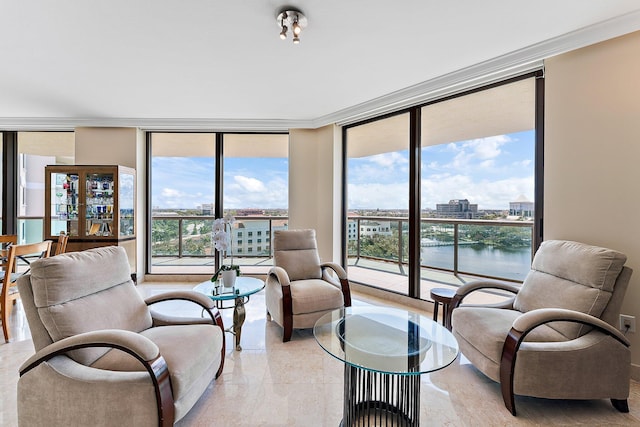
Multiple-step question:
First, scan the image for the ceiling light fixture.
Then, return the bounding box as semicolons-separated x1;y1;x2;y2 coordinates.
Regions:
276;7;307;44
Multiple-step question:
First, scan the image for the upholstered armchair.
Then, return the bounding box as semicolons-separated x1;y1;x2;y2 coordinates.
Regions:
266;229;351;342
16;246;225;426
448;240;632;415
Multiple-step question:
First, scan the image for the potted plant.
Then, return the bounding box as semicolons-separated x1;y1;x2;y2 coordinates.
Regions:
210;214;240;287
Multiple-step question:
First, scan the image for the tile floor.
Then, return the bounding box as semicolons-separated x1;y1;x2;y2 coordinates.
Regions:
2;282;640;426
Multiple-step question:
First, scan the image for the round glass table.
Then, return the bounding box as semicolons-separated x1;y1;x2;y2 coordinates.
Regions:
193;277;264;351
314;306;459;426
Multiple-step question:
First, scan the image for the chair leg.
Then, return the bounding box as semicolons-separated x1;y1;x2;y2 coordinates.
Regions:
611;399;629;413
500;329;521;416
282;315;293;342
1;297;9;343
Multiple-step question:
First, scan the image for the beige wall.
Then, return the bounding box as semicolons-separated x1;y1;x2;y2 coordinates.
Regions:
75;127;138;168
289;125;342;263
545;31;640;370
74;127;145;279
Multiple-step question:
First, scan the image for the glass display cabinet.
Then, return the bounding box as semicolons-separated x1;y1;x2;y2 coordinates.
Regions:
44;165;136;273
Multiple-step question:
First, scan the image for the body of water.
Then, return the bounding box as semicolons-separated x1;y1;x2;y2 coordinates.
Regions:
421;244;532;281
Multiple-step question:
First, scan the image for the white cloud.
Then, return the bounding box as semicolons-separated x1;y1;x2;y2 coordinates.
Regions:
444;135;512;170
467;135;510;159
348;182;408;210
161;188;183;198
368;152;407;168
232;175;267;193
225;175;287;209
421;174;534;210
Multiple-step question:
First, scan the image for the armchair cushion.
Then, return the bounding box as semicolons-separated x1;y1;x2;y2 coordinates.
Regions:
513;240;627;339
290;279;344;315
453;306;567;380
28;247;152;366
91;324;223;418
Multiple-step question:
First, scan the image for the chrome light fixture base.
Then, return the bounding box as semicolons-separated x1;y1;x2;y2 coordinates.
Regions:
276;7;307;44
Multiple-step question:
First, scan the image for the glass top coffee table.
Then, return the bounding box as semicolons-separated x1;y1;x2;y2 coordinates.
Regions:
194;277;264;351
314;306;459;426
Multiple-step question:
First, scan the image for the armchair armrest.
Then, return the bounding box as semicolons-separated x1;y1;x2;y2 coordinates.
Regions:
145;290;223;325
451;280;520;309
145;290;215;309
20;329;160;375
320;262;351;307
267;266;291;288
500;307;630;416
320;262;347;280
447;280;520;327
19;329;174;426
511;308;630;346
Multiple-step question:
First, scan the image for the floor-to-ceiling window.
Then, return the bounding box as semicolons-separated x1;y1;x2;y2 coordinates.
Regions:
222;133;289;275
149;132;217;274
17;132;75;243
148;132;288;275
346;113;411;294
344;73;542;299
419;78;536;298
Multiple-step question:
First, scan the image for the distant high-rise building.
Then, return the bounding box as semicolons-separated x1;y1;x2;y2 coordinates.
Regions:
199;203;214;215
435;199;478;219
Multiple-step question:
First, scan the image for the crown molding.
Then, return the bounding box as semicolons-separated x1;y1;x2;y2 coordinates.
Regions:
1;9;639;132
0;117;310;133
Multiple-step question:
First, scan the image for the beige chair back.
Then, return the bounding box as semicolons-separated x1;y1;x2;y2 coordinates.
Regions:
273;229;322;281
513;240;628;339
18;246;152;365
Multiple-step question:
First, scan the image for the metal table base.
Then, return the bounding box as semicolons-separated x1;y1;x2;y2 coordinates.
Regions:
342;364;420;426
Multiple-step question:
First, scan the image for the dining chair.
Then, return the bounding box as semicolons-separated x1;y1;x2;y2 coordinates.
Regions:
0;234;18;272
54;232;69;255
1;240;52;342
0;235;18;315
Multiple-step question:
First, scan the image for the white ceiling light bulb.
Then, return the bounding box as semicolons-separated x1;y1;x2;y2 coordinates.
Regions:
292;18;301;36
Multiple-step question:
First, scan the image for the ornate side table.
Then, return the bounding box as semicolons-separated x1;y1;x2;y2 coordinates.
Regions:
194;276;264;351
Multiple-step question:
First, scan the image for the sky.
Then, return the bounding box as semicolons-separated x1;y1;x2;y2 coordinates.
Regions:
152;130;534;211
348;130;535;210
151;157;288;210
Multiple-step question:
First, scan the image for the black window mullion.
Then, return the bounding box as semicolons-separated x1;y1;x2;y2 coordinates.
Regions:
534;71;545;253
145;132;153;274
408;108;421;298
214;133;224;270
2;131;18;236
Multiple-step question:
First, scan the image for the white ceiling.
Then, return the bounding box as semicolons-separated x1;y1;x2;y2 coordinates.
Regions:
1;1;640;131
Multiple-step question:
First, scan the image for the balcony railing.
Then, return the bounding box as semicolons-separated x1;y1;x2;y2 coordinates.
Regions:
151;215;287;261
349;216;533;282
151;214;533;282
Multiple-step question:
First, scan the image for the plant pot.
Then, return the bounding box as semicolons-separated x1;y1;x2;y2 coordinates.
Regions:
222;269;237;288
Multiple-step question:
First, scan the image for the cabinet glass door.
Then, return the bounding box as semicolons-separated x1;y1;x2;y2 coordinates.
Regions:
50;172;80;237
85;173;115;237
118;171;135;237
